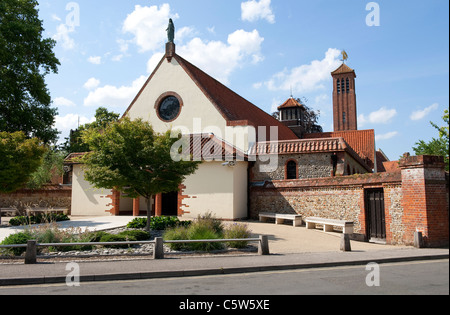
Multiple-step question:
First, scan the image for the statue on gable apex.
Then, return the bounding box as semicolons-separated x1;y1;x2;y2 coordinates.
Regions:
167;19;175;43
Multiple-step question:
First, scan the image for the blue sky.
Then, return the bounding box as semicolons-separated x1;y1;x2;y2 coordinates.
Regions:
38;0;449;160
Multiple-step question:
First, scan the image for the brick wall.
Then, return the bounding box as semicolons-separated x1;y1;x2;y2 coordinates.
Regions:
250;155;449;247
399;155;449;247
0;186;72;213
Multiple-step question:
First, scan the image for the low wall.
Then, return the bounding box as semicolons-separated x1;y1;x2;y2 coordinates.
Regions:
0;186;72;214
250;172;402;243
250;156;449;247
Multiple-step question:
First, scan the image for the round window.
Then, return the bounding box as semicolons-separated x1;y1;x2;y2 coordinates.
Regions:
158;95;181;122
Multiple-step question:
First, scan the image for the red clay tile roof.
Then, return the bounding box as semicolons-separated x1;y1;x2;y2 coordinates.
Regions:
174;54;299;141
277;97;305;110
304;129;375;170
250;137;347;155
64;152;88;164
382;161;401;173
186;133;247;161
249;137;372;171
64;135;247;164
331;63;356;75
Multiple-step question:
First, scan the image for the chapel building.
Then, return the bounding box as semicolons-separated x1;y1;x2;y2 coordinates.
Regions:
65;32;448;247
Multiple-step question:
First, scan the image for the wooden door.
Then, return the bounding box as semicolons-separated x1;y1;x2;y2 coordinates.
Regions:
365;189;386;241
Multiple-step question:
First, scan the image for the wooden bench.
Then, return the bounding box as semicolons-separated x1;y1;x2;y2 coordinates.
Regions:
0;208;17;217
26;208;70;216
259;213;303;227
305;217;354;235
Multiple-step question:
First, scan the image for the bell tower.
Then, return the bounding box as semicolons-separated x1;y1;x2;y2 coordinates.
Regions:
331;55;358;132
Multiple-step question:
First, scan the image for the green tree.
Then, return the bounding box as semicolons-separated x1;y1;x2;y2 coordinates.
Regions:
0;0;60;144
26;147;65;189
413;109;449;171
80;118;201;231
0;131;46;193
61;107;120;153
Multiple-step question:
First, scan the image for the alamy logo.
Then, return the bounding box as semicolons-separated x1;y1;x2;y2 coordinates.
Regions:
366;2;381;27
66;2;80;30
365;262;381;287
66;262;80;287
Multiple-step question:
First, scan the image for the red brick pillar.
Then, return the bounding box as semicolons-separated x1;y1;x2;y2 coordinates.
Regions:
155;193;162;217
133;198;140;217
108;189;121;216
399;155;449;247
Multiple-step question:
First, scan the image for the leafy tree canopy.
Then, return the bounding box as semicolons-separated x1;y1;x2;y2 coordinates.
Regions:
61;107;120;154
0;0;60;144
413;109;449;171
0;131;46;193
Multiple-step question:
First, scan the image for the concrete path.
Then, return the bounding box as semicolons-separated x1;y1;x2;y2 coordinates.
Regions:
0;216;134;242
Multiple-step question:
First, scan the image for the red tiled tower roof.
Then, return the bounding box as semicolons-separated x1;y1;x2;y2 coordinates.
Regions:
277;97;305;110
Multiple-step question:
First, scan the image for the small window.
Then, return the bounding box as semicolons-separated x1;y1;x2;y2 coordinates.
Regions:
337;79;341;94
286;161;297;180
346;78;350;93
343;112;347;124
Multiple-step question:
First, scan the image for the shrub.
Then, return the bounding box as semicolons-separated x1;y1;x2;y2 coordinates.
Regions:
88;231;110;243
0;232;33;256
187;222;224;252
149;216;180;230
163;213;225;252
99;234;133;249
163;226;189;251
126;216;192;231
196;212;224;235
126;217;147;229
118;230;150;241
224;223;252;249
8;213;70;226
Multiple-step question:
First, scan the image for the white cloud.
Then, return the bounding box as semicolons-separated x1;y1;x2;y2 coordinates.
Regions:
241;0;275;24
263;48;341;93
83;75;147;108
358;107;397;126
51;14;62;22
53;97;76;108
54;114;95;134
177;29;264;84
147;52;165;74
87;56;102;65
410;103;439;121
376;131;399;141
83;78;101;90
53;24;75;50
122;4;178;53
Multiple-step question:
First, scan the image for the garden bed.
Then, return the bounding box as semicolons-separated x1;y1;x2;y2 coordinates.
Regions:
0;214;256;260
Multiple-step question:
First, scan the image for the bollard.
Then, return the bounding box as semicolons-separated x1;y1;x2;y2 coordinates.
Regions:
258;235;270;255
25;240;37;264
153;237;164;259
340;234;351;252
414;231;424;248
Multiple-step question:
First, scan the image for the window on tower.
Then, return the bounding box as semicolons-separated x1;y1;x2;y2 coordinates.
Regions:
343;112;347;124
346;78;350;93
337;79;341;94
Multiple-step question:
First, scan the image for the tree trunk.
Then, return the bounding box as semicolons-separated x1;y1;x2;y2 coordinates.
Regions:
145;197;152;232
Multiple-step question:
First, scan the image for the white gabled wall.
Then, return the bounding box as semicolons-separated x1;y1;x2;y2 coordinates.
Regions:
71;164;112;216
182;161;248;220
